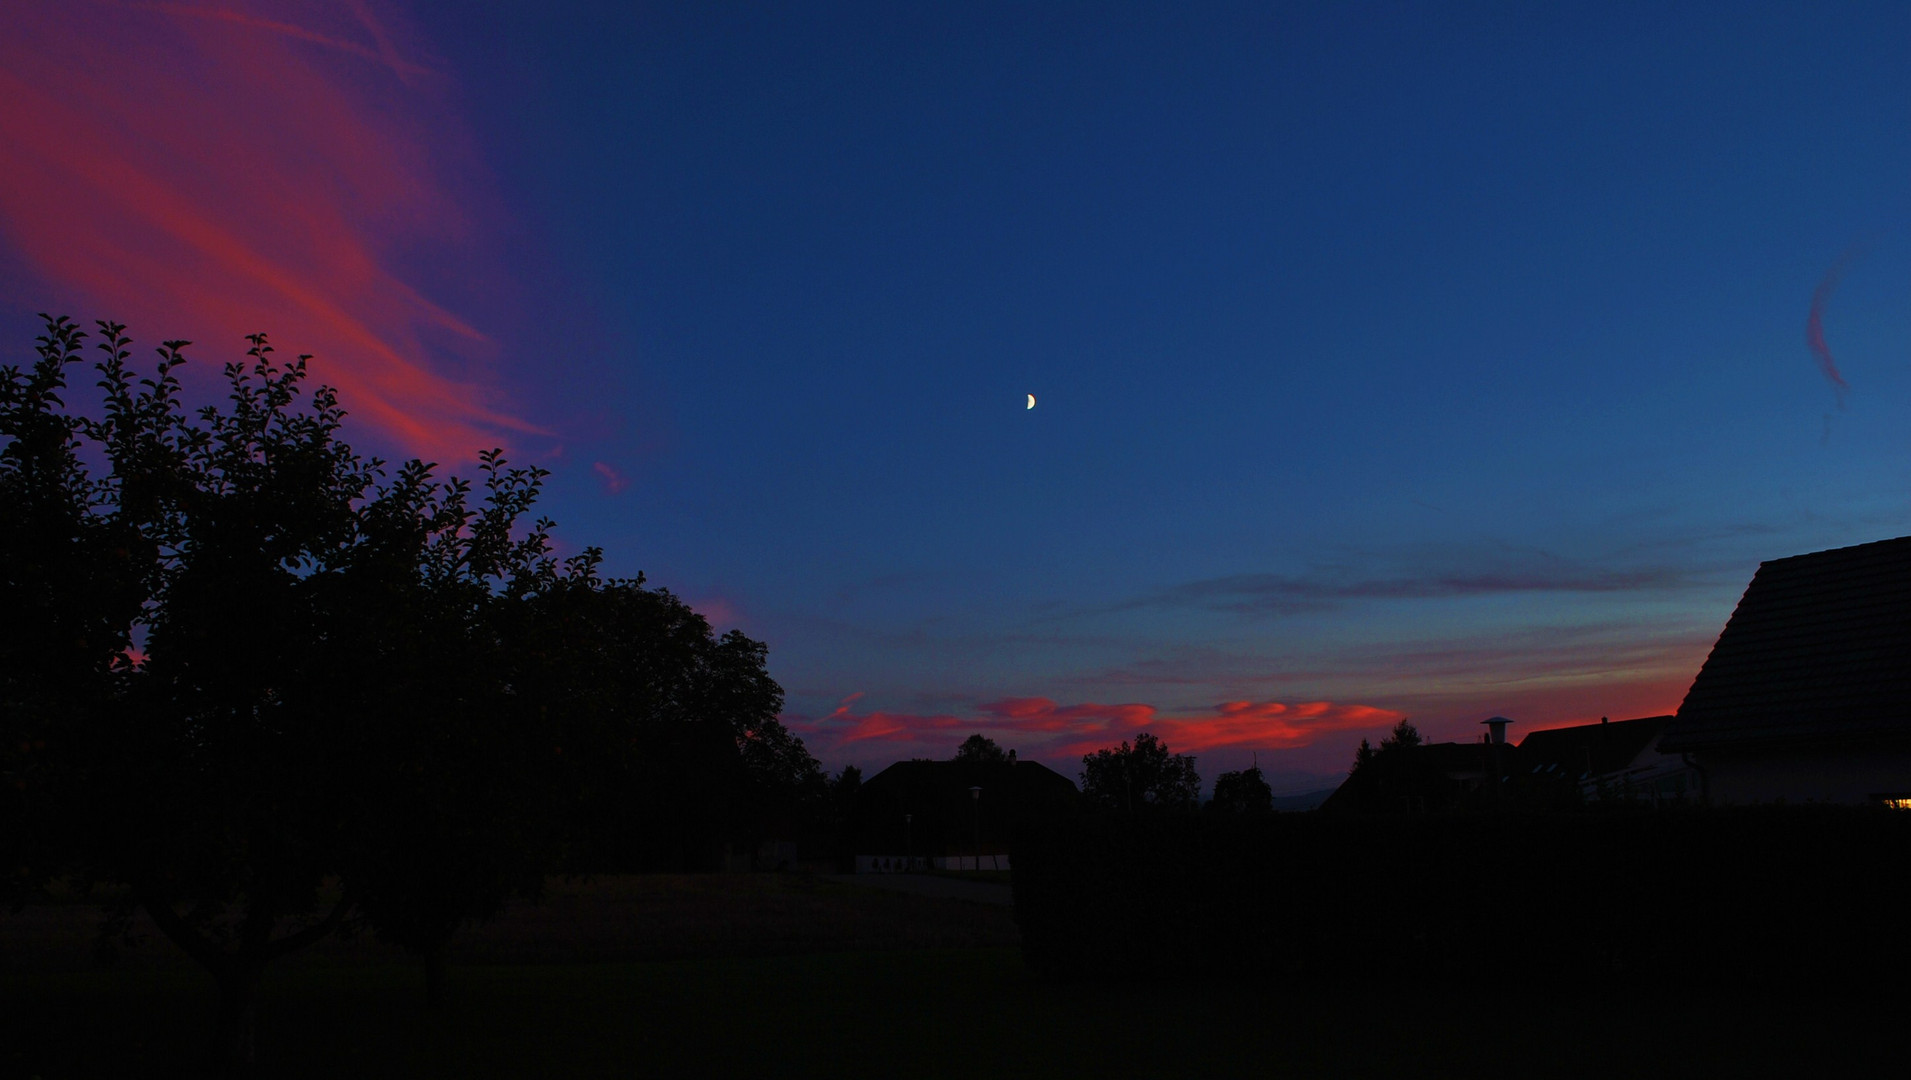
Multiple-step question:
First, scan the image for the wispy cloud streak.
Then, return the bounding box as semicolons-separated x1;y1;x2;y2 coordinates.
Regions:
1807;248;1860;408
1140;562;1687;616
0;1;540;460
593;461;630;494
132;1;437;77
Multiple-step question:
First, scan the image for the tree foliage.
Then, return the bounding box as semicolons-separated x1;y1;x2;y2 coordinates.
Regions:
1332;720;1451;814
952;733;1010;766
0;317;810;1067
1079;732;1200;813
1209;763;1274;813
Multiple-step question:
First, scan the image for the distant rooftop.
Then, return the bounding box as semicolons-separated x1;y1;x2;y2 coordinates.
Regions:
1518;715;1671;778
1660;535;1911;753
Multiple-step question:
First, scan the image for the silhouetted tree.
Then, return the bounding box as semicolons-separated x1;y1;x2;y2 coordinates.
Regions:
321;451;575;1011
1;317;150;908
1080;733;1200;812
1209;763;1274;813
0;317;801;1067
7;322;412;1069
818;764;864;864
953;733;1010;766
830;764;863;816
528;573;811;871
1332;719;1448;813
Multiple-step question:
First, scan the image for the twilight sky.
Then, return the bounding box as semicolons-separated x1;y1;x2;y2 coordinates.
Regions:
5;1;1910;793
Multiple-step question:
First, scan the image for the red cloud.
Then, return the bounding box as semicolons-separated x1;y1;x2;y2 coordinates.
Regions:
0;2;541;461
1045;699;1405;757
824;691;963;743
797;694;1403;759
838;711;966;743
978;697;1157;732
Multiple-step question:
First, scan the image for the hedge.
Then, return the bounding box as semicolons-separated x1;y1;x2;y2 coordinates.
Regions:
1011;807;1911;987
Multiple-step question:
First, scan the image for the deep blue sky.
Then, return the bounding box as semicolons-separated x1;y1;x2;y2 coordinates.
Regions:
7;1;1910;790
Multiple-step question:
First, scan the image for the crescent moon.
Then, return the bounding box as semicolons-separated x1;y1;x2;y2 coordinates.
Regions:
1026;393;1036;410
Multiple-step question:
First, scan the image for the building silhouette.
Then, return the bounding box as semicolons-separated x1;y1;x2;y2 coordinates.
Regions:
848;758;1077;871
1659;534;1911;804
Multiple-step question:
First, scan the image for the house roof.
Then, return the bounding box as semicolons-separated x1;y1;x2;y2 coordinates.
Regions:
1517;716;1672;778
1659;535;1911;753
849;758;1079;851
1416;740;1503;778
861;758;1078;797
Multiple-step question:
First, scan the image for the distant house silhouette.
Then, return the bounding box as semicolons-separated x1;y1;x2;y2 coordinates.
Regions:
1518;714;1690;802
1322;714;1690;812
1320;721;1520;814
849;758;1078;872
1658;535;1911;805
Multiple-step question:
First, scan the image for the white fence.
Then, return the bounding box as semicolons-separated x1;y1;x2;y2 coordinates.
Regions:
855;854;1011;874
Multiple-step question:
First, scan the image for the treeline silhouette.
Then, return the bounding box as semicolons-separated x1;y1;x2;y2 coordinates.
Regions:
1021;720;1911;986
1015;806;1911;988
0;318;832;1071
1328;719;1582;813
1075;731;1276;814
1024;799;1911;986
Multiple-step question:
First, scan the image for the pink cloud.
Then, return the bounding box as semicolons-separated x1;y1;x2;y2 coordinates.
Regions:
0;1;542;461
688;595;740;630
1113;700;1408;757
824;691;962;743
1807;247;1860;407
839;711;966;743
592;461;630;494
131;1;438;79
978;697;1157;732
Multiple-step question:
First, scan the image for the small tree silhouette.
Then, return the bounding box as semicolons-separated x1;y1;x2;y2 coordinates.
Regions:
1210;763;1274;813
953;733;1011;766
1080;733;1200;812
1335;720;1448;813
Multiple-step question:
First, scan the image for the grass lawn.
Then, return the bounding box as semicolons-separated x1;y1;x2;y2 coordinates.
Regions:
4;875;1904;1077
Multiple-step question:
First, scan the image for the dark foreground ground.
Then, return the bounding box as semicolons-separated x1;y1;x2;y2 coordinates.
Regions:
3;874;1904;1078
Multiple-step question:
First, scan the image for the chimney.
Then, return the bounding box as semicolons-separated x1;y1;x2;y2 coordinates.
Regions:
1482;716;1513;745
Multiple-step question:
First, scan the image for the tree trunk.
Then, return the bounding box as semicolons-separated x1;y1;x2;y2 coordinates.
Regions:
423;939;448;1011
137;886;353;1073
210;963;262;1076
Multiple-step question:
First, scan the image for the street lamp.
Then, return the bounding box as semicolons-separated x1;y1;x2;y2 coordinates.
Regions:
969;786;981;869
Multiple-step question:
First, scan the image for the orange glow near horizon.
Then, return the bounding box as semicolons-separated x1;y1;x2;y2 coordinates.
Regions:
0;1;542;461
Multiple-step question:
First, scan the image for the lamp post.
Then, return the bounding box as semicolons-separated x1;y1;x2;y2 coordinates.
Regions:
969;786;981;869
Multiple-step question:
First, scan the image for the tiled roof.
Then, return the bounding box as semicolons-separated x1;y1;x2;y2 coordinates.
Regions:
1659;535;1911;753
861;758;1079;799
1517;715;1671;777
1418;741;1502;777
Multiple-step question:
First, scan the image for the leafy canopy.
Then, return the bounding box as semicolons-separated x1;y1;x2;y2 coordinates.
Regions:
0;316;812;1064
1210;763;1274;813
953;733;1011;766
1079;732;1200;812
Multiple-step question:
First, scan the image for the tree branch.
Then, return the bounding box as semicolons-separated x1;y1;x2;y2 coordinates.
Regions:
135;886;226;975
266;887;355;961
